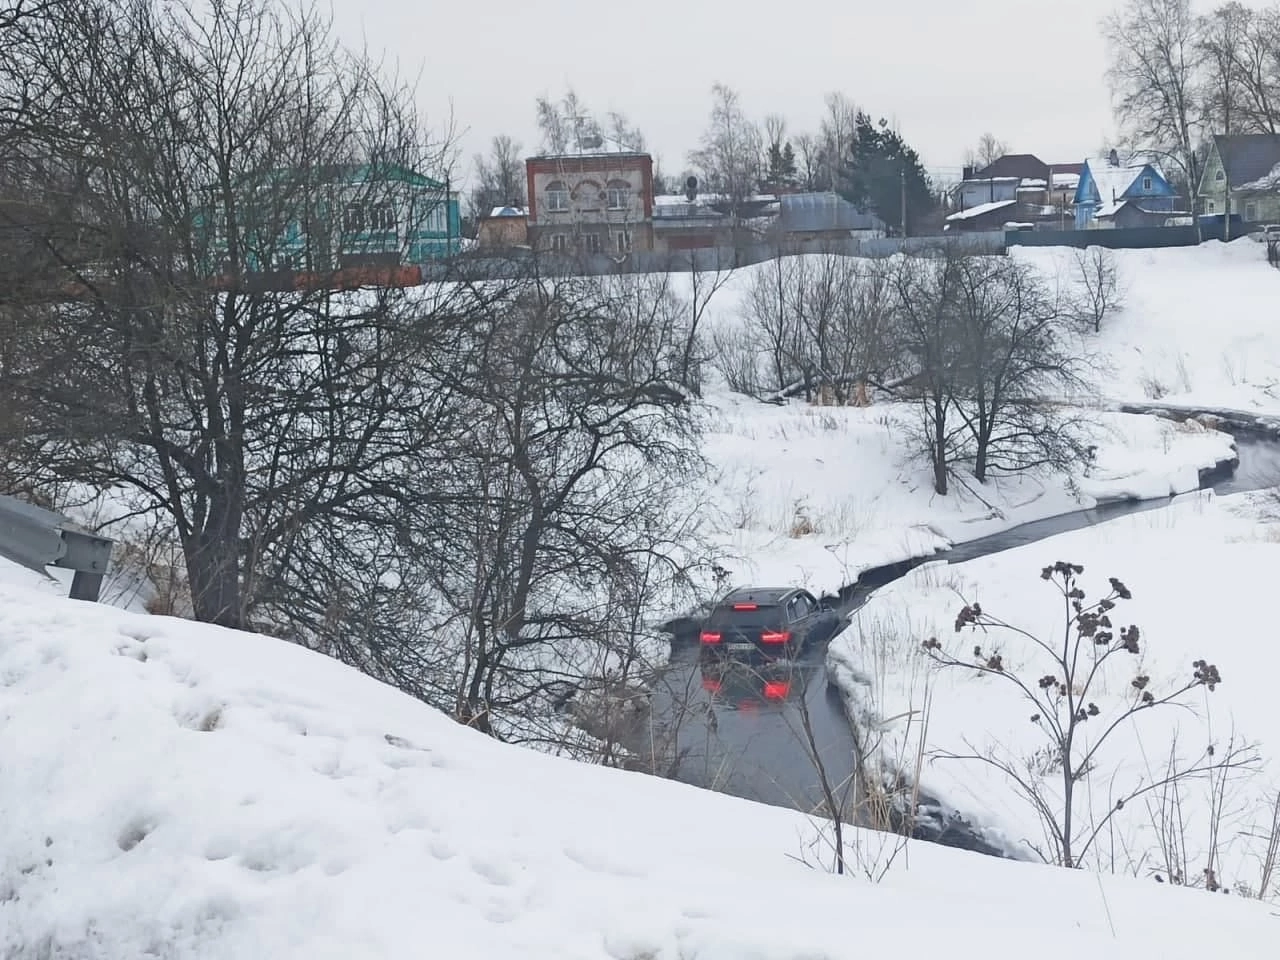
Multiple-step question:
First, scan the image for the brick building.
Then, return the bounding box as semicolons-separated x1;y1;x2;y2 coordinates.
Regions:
525;152;655;254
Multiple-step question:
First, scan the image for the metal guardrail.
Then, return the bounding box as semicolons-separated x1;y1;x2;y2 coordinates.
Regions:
0;494;115;602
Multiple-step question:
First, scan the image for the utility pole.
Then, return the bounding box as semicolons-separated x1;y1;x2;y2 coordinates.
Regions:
900;166;908;238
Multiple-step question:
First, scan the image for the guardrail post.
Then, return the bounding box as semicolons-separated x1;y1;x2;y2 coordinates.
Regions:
0;494;116;602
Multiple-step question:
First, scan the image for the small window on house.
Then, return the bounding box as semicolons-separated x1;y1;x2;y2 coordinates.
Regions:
551;233;568;252
343;203;365;233
606;180;629;210
1216;170;1226;181
1247;201;1259;222
1207;199;1216;213
1142;177;1153;191
583;234;602;254
615;231;631;253
369;203;396;232
546;181;569;212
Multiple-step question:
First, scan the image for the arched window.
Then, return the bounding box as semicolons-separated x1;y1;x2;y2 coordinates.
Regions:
546;180;569;212
606;179;630;210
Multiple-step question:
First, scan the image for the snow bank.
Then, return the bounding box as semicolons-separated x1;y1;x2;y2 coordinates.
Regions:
828;488;1280;894
1014;240;1280;416
1;579;1276;958
694;390;1236;598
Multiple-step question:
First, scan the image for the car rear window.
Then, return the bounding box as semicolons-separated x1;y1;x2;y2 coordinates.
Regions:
708;603;785;629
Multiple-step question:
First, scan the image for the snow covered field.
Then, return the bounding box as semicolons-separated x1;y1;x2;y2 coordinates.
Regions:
695;388;1236;598
1;574;1276;958
828;488;1280;895
684;240;1272;600
1014;240;1280;417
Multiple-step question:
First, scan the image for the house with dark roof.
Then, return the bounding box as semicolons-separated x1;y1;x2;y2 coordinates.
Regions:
774;192;885;246
1074;153;1179;229
951;154;1083;227
1198;134;1280;225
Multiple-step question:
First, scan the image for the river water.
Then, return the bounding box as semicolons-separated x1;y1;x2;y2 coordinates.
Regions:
644;439;1280;854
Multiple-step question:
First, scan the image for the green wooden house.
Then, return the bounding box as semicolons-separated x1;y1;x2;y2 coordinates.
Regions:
197;162;460;276
1198;134;1280;225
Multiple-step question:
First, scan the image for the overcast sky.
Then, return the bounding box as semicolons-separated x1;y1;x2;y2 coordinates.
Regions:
328;0;1221;187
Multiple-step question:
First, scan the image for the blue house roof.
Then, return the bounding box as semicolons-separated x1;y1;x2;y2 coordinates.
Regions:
1075;157;1174;216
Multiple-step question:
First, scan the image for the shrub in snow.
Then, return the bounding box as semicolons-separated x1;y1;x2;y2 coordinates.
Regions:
922;560;1255;871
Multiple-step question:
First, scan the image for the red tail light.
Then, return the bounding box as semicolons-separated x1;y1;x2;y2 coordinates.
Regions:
760;630;791;644
732;603;758;611
700;631;722;644
762;681;791;700
701;677;722;693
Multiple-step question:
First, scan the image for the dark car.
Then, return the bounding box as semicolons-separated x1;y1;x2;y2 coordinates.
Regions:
698;586;841;661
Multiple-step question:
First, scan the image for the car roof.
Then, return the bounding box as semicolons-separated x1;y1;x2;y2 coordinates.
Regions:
719;586;798;606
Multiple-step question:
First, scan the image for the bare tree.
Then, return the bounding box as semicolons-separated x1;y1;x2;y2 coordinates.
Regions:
535;87;648;156
535;87;600;154
924;562;1258;869
965;132;1009;171
2;0;466;632
415;267;709;739
689;83;762;227
817;92;859;192
1103;0;1205;198
1071;247;1123;333
468;134;525;218
674;251;735;395
793;131;821;191
1231;5;1280;134
604;109;646;152
947;256;1093;483
745;253;807;394
887;253;968;495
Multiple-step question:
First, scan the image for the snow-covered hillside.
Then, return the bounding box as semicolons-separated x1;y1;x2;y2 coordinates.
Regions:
679;240;1277;597
1013;240;1280;417
1;573;1276;959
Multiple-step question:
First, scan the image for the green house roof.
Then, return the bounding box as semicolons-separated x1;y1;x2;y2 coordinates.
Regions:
223;163;449;193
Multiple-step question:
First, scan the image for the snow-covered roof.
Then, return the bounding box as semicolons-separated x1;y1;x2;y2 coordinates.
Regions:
1238;160;1280;192
1082;157;1161;212
1050;172;1080;189
486;206;527;218
1017;178;1048;189
654;192;778;207
778;192;885;232
945;199;1016;221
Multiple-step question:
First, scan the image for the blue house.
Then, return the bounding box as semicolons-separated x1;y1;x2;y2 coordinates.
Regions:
1073;153;1179;229
197;163;461;277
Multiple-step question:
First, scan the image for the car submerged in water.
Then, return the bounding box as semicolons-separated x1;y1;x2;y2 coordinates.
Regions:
698;587;842;662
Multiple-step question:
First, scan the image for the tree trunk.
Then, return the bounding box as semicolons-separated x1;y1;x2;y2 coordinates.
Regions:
184;493;244;629
932;447;948;496
930;395;949;495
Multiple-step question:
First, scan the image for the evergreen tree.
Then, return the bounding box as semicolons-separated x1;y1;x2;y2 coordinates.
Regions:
765;137;797;189
837;113;934;234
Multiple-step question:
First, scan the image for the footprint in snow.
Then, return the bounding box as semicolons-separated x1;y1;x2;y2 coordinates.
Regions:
428;838;457;861
562;845;645;879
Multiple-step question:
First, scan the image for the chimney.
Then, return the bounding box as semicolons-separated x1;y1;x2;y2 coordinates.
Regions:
1108;148;1120;167
962;165;974;180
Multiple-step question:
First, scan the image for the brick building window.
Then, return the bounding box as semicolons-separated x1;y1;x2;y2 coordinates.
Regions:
546;181;569;212
606;180;629;210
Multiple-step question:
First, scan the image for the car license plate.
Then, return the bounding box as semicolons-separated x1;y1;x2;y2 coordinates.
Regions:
726;642;755;652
